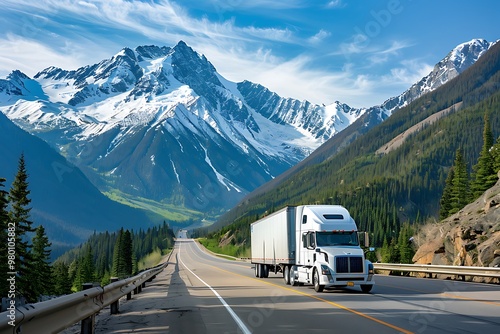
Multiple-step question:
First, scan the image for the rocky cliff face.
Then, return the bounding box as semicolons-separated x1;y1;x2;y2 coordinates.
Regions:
413;172;500;271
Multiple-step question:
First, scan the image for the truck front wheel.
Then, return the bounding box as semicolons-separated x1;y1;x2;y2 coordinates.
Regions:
313;269;324;292
283;266;290;285
361;285;373;293
290;266;298;286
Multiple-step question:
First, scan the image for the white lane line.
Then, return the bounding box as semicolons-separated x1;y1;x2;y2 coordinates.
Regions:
178;241;252;334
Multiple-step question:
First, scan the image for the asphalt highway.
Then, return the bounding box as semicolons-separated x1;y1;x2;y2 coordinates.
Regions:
90;239;500;333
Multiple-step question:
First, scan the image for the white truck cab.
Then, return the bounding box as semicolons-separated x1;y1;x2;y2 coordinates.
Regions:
251;205;374;293
293;205;374;292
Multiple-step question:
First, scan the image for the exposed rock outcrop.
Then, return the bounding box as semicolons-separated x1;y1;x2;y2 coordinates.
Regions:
413;171;500;273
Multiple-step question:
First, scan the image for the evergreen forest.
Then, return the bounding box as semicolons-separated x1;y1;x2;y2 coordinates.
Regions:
197;40;500;262
0;155;175;303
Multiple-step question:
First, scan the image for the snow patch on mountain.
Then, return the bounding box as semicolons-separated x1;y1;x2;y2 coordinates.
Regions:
0;38;494;211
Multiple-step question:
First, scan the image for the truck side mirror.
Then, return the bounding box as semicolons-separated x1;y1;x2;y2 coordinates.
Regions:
357;231;370;247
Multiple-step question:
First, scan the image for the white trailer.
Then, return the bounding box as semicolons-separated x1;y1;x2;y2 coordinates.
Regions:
251;205;374;293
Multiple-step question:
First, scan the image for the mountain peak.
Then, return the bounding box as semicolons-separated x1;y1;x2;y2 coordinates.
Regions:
446;38;492;72
135;45;172;60
7;69;30;81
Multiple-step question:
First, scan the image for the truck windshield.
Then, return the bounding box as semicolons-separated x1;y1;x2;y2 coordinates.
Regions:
316;231;359;246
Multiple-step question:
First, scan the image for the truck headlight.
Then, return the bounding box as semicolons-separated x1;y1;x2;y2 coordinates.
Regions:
321;264;330;275
368;263;374;275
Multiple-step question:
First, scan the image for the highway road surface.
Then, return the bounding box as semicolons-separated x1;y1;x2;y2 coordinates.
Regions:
92;239;500;333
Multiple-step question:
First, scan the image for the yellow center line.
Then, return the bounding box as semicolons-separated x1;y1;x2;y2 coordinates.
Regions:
377;283;500;307
440;293;500;307
212;265;413;334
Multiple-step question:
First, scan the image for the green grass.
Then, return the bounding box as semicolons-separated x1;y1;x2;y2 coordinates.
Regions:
104;188;204;222
137;248;163;270
198;238;250;258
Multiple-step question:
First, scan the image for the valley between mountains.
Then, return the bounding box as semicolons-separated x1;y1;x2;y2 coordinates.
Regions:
0;38;496;250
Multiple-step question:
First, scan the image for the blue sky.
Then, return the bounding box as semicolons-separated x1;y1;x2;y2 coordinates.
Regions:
1;0;499;108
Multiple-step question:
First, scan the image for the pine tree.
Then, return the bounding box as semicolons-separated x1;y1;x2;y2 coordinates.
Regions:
81;245;96;283
122;230;133;276
492;136;500;175
0;178;10;297
470;113;496;199
398;222;415;264
111;228;133;279
52;262;72;295
30;225;53;298
449;149;470;215
439;167;455;220
112;228;126;278
8;154;35;301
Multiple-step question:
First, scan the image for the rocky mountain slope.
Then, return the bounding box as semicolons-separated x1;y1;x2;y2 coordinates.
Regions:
216;39;495;210
0;42;361;214
0;39;494;219
413;171;500;269
0;111;161;253
209;38;500;255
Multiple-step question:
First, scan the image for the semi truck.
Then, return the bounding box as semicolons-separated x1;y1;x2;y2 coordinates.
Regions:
250;205;374;293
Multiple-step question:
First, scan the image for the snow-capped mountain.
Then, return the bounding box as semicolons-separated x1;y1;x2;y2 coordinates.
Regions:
0;41;360;212
377;38;494;116
0;111;161;251
0;39;494;214
311;38;496;158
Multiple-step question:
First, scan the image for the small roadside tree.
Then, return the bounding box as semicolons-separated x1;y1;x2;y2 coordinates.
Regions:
470;113;496;199
52;262;72;295
9;154;36;301
449;149;470;215
29;225;53;299
439;167;455;220
0;177;10;297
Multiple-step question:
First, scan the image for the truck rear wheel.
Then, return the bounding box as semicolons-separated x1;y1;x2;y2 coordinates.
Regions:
254;264;260;277
262;264;269;278
313;269;324;292
283;266;290;285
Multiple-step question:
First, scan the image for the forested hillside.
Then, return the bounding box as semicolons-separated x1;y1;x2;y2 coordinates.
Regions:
199;41;500;256
55;222;175;291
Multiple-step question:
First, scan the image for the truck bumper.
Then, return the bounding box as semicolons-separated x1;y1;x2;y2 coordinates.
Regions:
320;268;375;288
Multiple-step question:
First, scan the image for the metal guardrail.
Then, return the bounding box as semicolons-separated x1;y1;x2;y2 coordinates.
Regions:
374;263;500;279
0;263;167;334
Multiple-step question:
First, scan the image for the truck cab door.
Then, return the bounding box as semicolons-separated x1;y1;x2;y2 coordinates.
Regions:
301;231;316;267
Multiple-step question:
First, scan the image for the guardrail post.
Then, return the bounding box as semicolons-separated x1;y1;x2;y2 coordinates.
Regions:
81;283;95;334
110;277;119;315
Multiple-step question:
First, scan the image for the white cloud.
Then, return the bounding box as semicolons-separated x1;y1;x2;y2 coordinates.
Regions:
204;0;306;10
382;59;433;86
0;35;94;77
368;40;412;64
326;0;344;8
0;0;437;109
308;29;331;44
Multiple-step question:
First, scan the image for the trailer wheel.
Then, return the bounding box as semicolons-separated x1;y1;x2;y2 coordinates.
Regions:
283;266;290;285
254;264;260;277
313;269;324;292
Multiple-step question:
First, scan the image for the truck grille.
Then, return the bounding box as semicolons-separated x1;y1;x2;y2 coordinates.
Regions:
335;256;363;273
